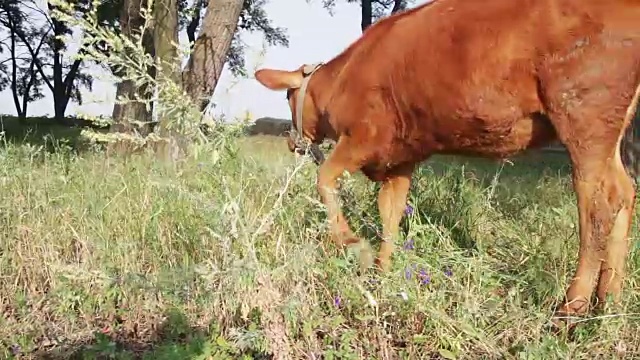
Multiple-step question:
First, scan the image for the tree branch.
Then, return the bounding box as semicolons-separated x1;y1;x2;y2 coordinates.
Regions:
391;0;403;13
9;17;23;116
63;58;82;100
21;29;49;115
14;27;54;92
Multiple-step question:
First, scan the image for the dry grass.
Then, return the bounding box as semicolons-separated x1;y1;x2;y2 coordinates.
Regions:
1;130;639;359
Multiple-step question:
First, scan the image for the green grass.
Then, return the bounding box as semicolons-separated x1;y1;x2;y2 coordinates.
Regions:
0;115;108;153
0;128;639;359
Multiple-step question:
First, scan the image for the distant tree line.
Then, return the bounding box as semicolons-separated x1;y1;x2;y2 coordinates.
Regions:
0;0;286;130
0;0;412;136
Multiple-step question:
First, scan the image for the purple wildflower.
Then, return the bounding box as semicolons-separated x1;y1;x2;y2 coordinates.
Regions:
403;238;415;250
418;268;431;285
404;204;414;216
333;295;342;308
9;344;21;356
404;267;412;280
444;267;453;277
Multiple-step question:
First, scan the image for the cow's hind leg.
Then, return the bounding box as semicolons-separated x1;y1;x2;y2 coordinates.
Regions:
537;46;640;326
595;84;640;308
555;141;636;322
547;96;638;327
595;146;636;308
317;136;374;270
375;163;415;272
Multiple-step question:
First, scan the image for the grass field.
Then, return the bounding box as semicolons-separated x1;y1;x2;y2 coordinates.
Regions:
1;122;639;359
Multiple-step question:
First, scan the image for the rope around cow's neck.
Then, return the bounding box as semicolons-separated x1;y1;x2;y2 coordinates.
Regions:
292;62;325;165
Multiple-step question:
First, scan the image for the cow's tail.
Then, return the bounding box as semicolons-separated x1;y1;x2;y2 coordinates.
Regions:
620;81;640;186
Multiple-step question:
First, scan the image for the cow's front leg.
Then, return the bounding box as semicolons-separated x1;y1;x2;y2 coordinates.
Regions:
317;137;373;270
375;163;415;272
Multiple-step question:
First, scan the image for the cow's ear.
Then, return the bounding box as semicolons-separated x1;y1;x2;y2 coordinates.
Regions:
254;68;303;90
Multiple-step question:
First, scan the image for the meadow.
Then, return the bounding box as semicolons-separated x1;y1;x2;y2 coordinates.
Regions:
0;117;639;359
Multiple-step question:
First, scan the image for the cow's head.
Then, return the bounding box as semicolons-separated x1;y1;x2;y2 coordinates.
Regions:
254;64;326;158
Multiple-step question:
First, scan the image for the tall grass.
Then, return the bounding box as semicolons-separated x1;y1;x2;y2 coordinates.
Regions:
1;133;639;359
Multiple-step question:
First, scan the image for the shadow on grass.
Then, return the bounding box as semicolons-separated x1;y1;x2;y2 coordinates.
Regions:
342;150;574;253
401;150;573;252
27;308;273;360
426;150;573;184
0;115;108;153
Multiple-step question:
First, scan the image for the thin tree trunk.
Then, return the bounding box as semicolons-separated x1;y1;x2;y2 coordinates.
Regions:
111;0;155;135
20;46;46;121
181;0;244;113
8;20;24;120
153;0;180;136
47;2;76;126
361;0;372;31
391;0;404;13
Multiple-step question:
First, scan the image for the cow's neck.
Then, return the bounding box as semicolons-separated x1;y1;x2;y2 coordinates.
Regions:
303;59;347;142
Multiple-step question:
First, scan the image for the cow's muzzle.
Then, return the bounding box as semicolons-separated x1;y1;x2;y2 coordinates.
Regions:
287;135;325;165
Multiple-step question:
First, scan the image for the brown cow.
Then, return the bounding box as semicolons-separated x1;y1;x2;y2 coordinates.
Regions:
254;0;640;325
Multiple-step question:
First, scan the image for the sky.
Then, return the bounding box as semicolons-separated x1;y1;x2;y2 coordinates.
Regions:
0;0;428;122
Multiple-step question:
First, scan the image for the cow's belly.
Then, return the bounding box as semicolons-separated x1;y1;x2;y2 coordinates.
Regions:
360;112;557;182
436;112;558;158
423;75;557;158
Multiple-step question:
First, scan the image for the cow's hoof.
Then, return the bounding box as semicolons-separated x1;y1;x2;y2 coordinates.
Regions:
373;257;392;273
548;298;589;334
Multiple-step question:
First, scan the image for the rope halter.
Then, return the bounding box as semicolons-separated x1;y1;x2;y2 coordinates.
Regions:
290;62;325;165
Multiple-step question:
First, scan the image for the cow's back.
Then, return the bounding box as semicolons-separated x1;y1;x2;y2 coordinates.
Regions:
326;0;640;164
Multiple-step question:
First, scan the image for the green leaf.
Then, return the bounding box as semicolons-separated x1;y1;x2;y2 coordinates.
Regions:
438;349;457;360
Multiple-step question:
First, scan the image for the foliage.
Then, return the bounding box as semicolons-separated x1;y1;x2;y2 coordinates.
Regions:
179;0;289;78
228;0;288;77
0;0;22;92
0;0;107;121
49;0;209;149
0;129;639;358
37;0;94;111
0;0;288;121
0;0;48;116
320;0;412;22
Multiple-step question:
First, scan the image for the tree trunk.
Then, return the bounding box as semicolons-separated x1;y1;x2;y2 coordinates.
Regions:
181;0;244;113
111;0;155;135
8;21;25;120
391;0;404;13
361;0;372;32
153;0;180;139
